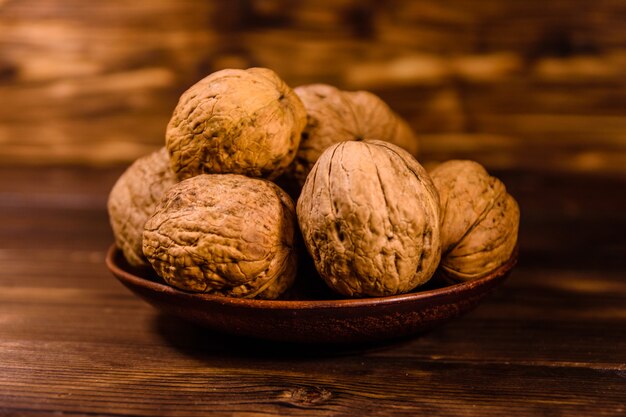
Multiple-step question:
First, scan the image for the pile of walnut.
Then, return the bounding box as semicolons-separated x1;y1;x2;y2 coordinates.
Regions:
108;67;519;299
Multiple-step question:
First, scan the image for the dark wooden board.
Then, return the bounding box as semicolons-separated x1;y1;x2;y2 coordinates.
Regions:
0;166;624;416
0;1;625;176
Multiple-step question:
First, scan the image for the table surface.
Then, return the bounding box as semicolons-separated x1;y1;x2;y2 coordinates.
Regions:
0;165;624;417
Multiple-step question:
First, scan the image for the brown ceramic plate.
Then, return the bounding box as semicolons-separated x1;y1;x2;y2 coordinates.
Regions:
106;244;517;344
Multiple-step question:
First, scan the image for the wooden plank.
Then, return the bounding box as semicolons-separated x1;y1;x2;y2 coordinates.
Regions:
0;0;625;175
1;250;624;368
0;166;625;415
0;274;624;371
0;339;624;416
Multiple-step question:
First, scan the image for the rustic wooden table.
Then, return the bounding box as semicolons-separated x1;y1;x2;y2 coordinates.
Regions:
0;165;624;416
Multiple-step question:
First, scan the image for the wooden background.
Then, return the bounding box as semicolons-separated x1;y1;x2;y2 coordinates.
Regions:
1;0;625;176
1;2;626;415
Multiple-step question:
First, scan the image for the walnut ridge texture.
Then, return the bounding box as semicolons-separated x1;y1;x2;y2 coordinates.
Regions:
166;68;307;181
107;66;521;302
142;174;297;299
297;140;441;297
289;84;418;186
107;147;178;267
429;160;520;281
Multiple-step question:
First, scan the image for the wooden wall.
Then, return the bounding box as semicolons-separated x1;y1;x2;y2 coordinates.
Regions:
1;0;625;176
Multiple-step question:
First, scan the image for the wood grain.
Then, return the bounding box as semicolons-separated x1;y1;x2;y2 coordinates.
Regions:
0;166;624;416
0;0;625;176
1;4;625;414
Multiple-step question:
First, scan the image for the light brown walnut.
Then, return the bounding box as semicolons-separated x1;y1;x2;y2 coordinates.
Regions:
297;140;441;297
142;174;297;299
166;67;306;180
429;160;520;281
289;84;419;187
107;148;178;267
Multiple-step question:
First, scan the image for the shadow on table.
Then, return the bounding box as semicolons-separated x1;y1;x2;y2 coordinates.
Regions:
152;313;420;361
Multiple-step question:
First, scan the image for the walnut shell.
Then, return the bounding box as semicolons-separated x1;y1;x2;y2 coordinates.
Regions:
142;174;297;299
297;140;441;297
107;148;178;267
429;160;520;281
166;67;306;181
289;84;419;186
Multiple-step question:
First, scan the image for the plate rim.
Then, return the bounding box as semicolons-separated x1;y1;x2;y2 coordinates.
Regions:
105;243;517;311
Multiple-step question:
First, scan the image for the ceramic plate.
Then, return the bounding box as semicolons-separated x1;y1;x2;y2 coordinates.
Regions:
106;244;517;344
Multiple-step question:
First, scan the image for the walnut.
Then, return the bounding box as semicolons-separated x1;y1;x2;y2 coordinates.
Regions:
289;84;419;186
429;160;520;281
107;148;178;267
166;67;306;181
142;174;297;299
297;140;441;297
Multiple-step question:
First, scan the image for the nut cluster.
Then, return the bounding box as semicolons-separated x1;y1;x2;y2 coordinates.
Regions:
107;66;519;300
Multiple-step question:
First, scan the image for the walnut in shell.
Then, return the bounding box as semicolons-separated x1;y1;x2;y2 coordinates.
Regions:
107;147;178;267
429;160;520;281
297;140;441;297
289;84;419;186
166;67;306;180
142;174;297;299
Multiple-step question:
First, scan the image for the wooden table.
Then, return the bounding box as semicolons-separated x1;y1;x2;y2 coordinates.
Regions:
0;165;624;416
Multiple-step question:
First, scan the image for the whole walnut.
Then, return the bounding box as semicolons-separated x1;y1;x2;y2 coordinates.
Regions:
429;160;520;281
143;174;297;299
107;147;177;267
166;67;306;180
297;140;441;297
289;84;419;186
